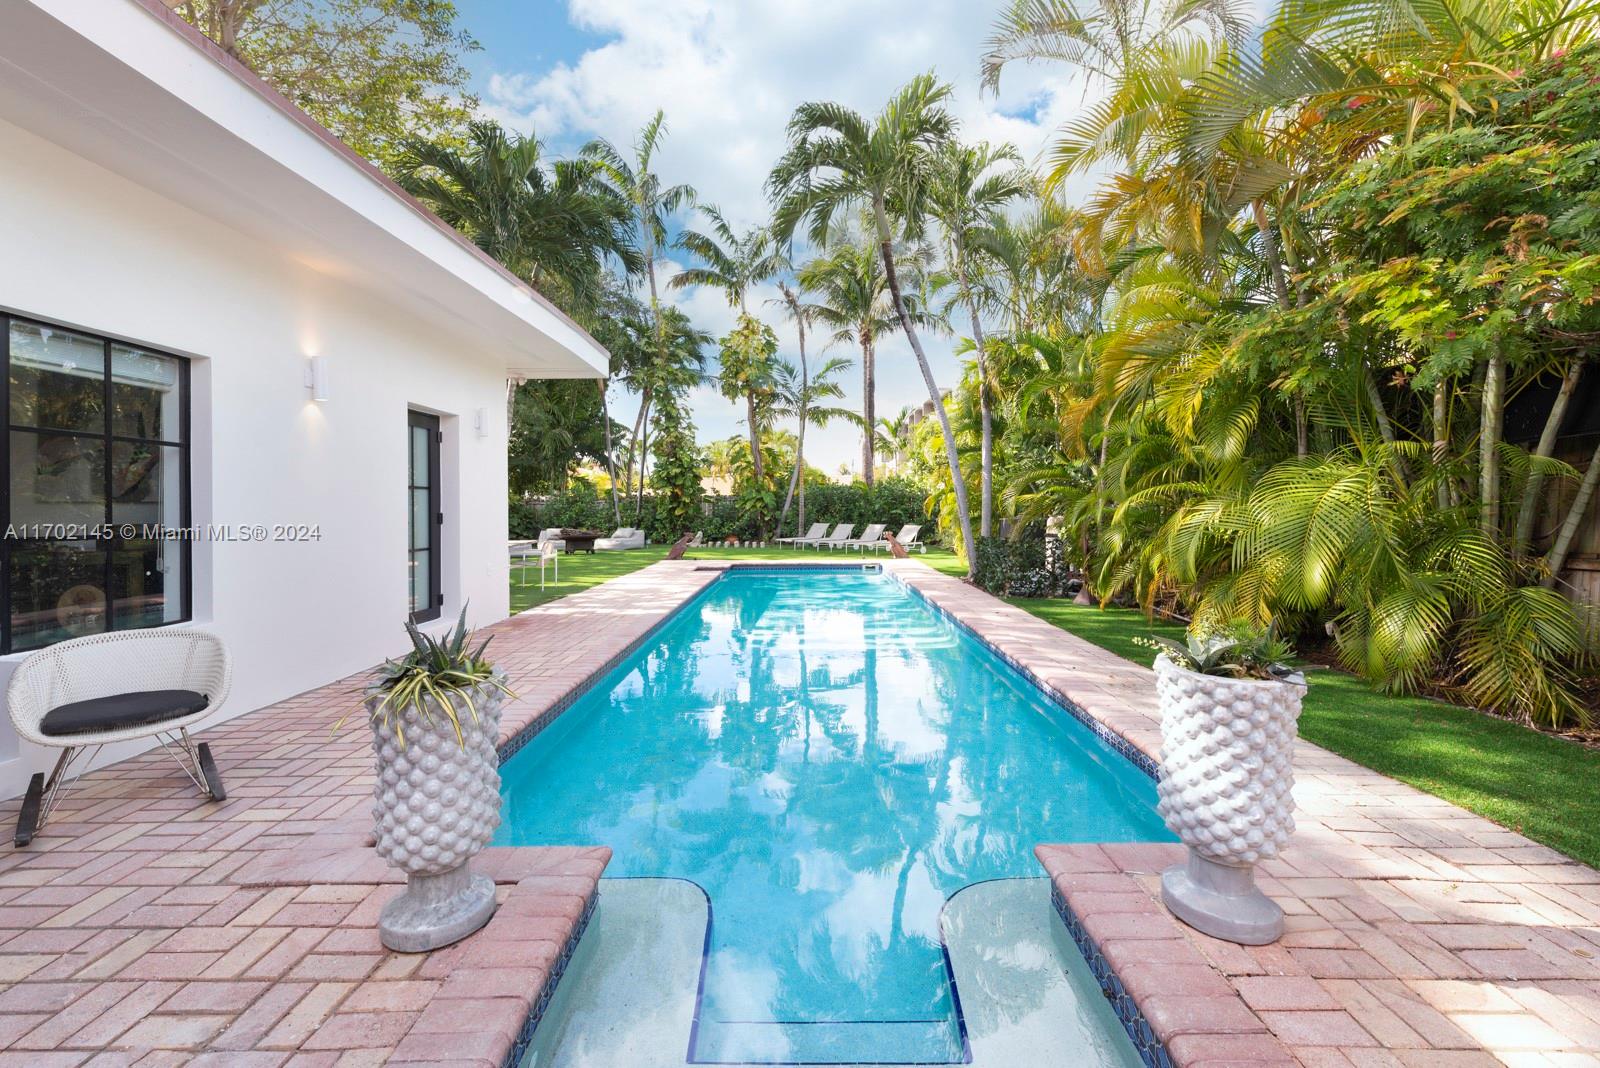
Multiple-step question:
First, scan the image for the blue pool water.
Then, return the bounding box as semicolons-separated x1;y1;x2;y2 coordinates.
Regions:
496;568;1172;1064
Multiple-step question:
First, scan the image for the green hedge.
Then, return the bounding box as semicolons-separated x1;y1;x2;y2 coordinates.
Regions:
511;477;936;545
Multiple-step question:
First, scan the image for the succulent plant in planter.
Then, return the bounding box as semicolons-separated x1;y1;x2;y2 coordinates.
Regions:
1136;624;1305;945
364;608;513;952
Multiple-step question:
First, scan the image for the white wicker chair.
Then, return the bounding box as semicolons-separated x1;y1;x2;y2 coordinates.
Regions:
6;628;232;846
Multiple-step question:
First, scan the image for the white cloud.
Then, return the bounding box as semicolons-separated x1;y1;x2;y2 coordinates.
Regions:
483;0;1095;476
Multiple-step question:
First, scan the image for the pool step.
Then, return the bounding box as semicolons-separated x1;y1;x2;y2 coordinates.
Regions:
694;1018;962;1064
521;878;1144;1068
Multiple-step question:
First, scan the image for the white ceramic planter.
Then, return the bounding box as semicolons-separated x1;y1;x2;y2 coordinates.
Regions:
1153;654;1303;945
368;675;505;952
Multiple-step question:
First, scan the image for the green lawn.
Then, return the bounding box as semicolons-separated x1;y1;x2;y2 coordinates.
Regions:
509;543;967;612
1015;600;1600;869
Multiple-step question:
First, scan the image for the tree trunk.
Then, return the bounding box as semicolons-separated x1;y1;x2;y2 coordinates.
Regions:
633;394;653;521
1513;359;1583;555
746;392;767;540
1432;377;1451;510
1543;434;1600;587
1364;366;1408;483
780;307;808;535
959;249;994;539
625;385;652;498
874;201;975;578
1479;351;1506;538
861;330;876;486
1253;201;1306;458
599;379;622;526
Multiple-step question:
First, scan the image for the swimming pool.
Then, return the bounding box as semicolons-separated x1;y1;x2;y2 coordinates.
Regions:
496;567;1172;1064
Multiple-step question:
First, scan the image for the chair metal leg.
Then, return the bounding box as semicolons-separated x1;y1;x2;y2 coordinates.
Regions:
16;746;84;847
14;772;44;847
197;743;226;801
155;729;224;801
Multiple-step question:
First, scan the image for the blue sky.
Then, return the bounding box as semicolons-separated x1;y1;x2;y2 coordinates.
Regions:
447;1;1094;477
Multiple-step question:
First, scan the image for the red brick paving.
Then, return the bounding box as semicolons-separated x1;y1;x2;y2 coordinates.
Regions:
4;557;1598;1066
0;564;717;1065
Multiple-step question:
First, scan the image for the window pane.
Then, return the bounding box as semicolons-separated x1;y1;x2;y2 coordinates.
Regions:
7;541;108;650
8;321;105;432
410;487;431;552
9;430;106;527
112;539;183;630
111;345;181;441
111;442;182;531
410;426;431;488
410;550;431;613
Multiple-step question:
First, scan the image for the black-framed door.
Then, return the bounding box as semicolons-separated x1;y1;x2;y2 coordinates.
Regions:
407;410;442;624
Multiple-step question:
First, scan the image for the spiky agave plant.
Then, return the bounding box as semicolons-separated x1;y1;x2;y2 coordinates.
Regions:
1136;622;1296;680
367;606;513;748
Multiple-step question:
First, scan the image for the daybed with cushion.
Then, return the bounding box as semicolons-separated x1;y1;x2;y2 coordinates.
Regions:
6;628;231;846
594;527;646;551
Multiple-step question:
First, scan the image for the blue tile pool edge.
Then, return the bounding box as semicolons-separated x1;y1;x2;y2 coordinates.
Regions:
491;562;1167;1066
883;569;1160;780
502;888;599;1068
1050;884;1175;1068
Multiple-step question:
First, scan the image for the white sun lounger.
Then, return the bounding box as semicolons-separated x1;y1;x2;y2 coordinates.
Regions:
873;523;925;553
842;523;887;552
811;523;855;550
776;522;829;548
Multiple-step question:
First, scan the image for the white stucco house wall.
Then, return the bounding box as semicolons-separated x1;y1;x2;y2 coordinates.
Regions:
0;0;608;800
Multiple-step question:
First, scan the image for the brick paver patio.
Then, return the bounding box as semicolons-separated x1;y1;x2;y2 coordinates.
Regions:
1;557;1596;1066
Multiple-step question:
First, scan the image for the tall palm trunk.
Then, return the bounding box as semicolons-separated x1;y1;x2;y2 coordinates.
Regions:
746;392;767;539
1433;378;1451;510
873;201;975;577
599;379;622;525
860;328;876;485
780;308;809;536
964;289;994;539
1480;351;1506;538
1514;359;1583;555
1253;200;1306;458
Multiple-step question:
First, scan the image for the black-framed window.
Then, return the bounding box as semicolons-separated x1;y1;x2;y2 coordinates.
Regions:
408;410;442;624
2;314;191;654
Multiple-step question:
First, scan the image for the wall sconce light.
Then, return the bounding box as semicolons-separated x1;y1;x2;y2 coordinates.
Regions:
474;407;489;438
304;355;330;402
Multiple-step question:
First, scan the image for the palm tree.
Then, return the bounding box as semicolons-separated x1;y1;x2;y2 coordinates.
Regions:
877;407;914;474
718;315;781;536
774;355;857;538
929;139;1029;537
770;75;979;574
796;242;900;486
671;205;785;313
395;121;639;311
581;111;697;498
630;308;711;513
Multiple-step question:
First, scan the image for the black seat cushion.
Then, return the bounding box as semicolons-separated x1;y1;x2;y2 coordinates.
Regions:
40;690;209;738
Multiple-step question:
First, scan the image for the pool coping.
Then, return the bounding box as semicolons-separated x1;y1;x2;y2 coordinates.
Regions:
493;560;1226;1068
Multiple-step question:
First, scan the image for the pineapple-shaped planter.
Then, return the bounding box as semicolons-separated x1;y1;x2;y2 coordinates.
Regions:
368;675;505;952
1154;654;1303;945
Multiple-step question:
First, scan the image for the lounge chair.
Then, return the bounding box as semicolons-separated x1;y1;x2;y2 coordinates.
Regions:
594;527;645;551
815;523;859;551
798;522;850;549
7;629;231;846
776;522;829;548
686;531;705;547
842;523;887;552
536;527;565;552
874;523;925;553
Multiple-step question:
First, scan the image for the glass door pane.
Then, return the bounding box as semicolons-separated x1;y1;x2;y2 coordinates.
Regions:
408;412;441;622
